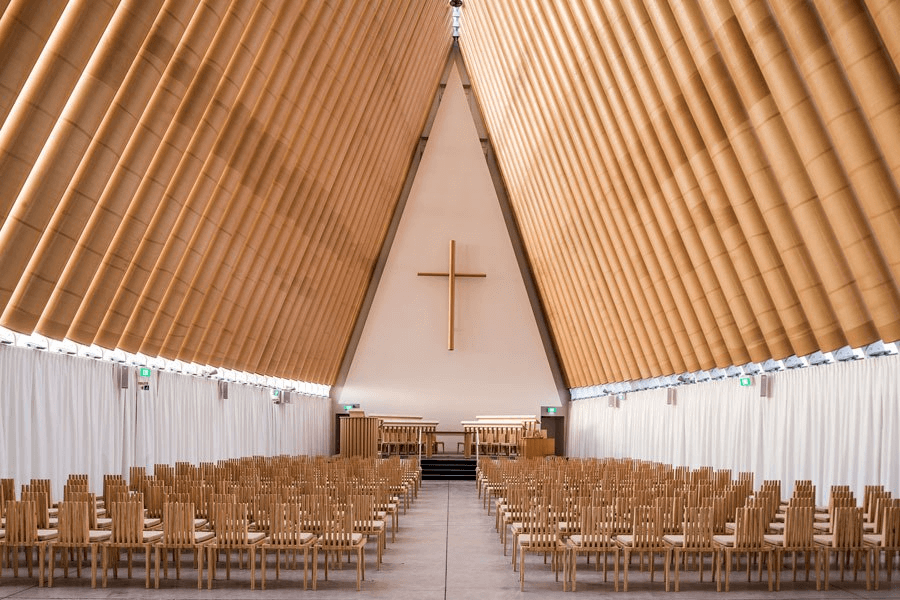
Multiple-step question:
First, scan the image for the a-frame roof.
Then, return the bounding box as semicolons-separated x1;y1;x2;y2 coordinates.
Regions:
0;0;898;388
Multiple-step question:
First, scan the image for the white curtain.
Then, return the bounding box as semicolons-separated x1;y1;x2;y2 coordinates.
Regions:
568;354;900;504
0;345;332;498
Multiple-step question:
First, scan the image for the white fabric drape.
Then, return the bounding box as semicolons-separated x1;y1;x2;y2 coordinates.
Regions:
568;355;900;505
0;345;332;498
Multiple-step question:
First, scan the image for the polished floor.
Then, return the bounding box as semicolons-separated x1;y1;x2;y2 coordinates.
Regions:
2;480;899;599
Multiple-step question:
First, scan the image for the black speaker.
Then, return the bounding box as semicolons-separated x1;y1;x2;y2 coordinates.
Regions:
116;365;129;389
218;381;229;400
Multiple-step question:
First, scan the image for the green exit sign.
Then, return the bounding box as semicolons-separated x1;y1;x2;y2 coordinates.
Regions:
739;377;752;387
139;367;151;378
343;405;354;411
546;407;557;414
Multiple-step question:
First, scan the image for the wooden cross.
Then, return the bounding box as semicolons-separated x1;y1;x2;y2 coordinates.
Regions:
417;240;486;350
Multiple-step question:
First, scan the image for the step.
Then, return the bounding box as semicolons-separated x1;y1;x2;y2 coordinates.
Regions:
420;458;477;481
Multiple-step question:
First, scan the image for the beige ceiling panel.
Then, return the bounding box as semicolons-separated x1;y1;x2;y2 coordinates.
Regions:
2;0;897;387
646;0;815;360
0;0;67;129
4;1;197;340
0;0;162;331
866;0;900;70
83;0;263;350
36;0;233;342
462;0;900;386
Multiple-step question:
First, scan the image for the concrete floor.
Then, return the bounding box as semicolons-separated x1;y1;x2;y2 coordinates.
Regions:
2;480;899;599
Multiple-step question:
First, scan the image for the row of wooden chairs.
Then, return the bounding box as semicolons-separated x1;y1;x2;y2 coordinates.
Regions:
1;455;422;590
478;457;900;592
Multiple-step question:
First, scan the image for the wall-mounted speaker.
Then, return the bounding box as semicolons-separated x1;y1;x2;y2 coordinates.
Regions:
666;387;676;405
759;374;771;398
116;364;129;389
218;381;229;400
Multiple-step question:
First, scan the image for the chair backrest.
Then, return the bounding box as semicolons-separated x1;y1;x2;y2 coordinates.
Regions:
213;501;250;545
0;478;14;505
111;498;145;544
630;504;662;548
129;466;146;492
66;491;99;529
57;501;90;544
733;506;765;548
4;500;37;543
578;505;616;549
782;505;814;548
321;503;356;548
145;482;170;518
350;494;375;521
20;489;49;528
163;502;196;545
522;501;557;549
830;506;864;548
881;502;900;549
866;490;892;525
251;493;278;533
682;506;713;549
268;503;304;546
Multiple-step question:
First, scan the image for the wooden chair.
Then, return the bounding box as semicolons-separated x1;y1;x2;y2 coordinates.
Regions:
663;505;716;591
814;506;872;590
516;502;566;591
260;503;316;589
315;502;366;590
865;500;900;588
763;504;820;590
47;500;110;588
712;505;774;591
616;504;671;591
102;497;162;588
351;494;385;569
207;501;266;589
567;504;619;591
154;502;214;589
1;499;54;586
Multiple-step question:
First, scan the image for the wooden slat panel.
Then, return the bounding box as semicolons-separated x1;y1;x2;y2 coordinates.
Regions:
0;0;164;330
2;0;898;388
461;0;900;386
0;0;449;384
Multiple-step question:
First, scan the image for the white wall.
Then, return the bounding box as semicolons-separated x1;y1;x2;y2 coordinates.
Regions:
337;64;559;432
0;344;332;498
568;354;900;504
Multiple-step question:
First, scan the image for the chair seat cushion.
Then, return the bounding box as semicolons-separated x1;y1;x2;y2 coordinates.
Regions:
662;534;684;546
616;534;634;546
518;533;562;548
144;517;162;529
768;522;785;532
863;534;882;546
89;530;112;542
37;529;59;541
569;533;614;547
712;534;735;547
354;520;384;530
143;531;164;543
812;534;834;546
267;532;316;545
319;532;365;544
0;529;5;539
763;534;785;546
193;531;215;543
